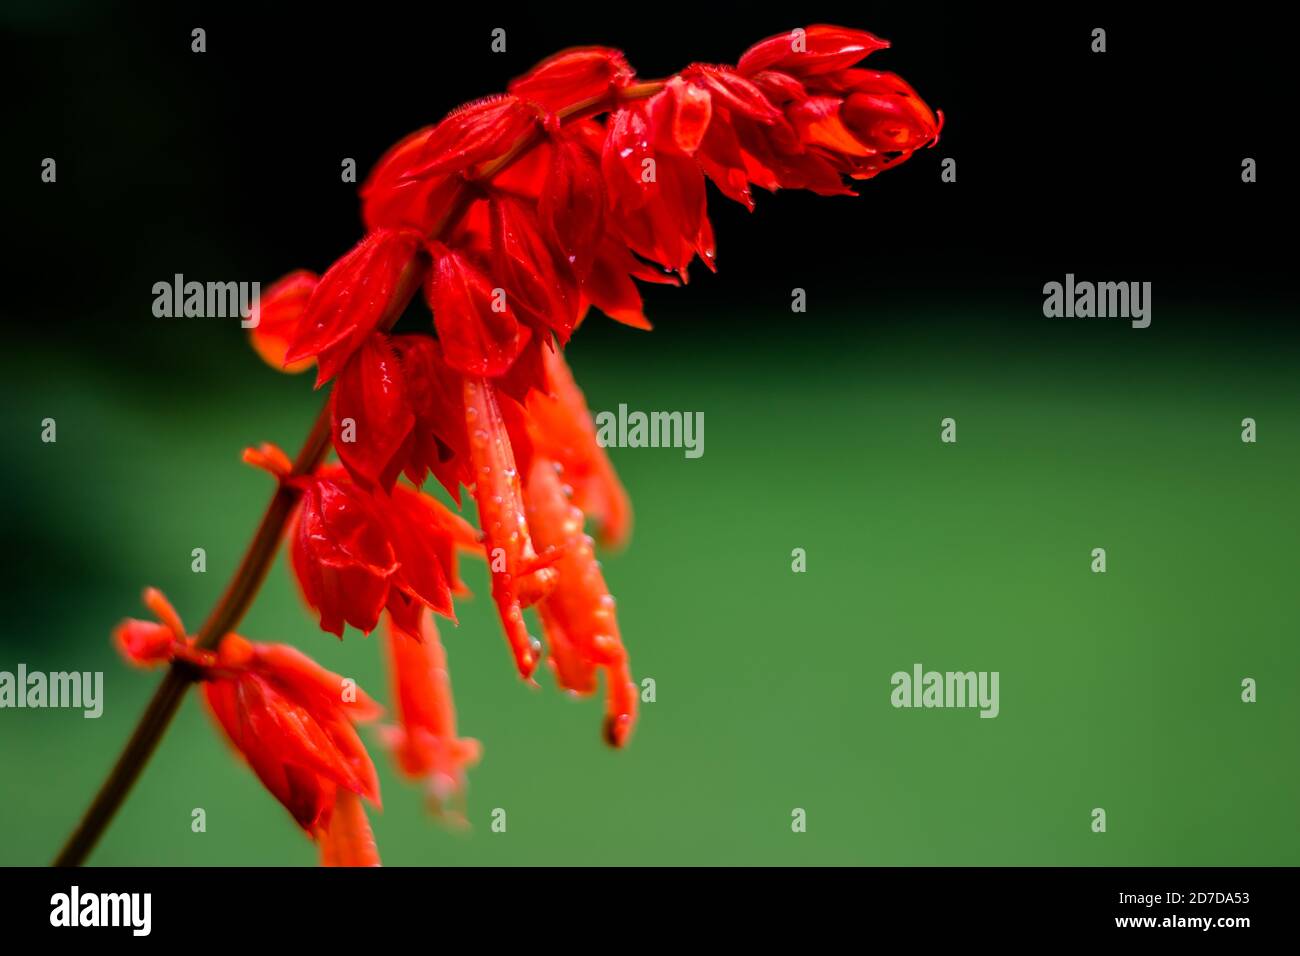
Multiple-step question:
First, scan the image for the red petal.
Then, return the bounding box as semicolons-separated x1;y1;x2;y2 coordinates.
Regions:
490;196;578;341
318;789;381;866
382;609;481;821
331;335;415;491
737;24;890;78
249;270;318;374
284;229;424;386
401;95;537;181
538;134;605;281
425;242;530;377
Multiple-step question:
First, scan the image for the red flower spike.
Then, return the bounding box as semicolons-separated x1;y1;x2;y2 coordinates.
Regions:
425;241;531;377
318;790;381;867
401;95;538;182
331;334;415;491
527;345;631;549
249;270;318;374
524;458;637;747
284;228;425;386
105;27;937;862
737;24;890;78
291;476;400;637
381;609;481;824
463;376;558;679
508;46;634;113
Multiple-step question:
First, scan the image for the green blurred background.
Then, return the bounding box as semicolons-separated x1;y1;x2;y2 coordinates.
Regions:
3;307;1298;866
2;0;1293;866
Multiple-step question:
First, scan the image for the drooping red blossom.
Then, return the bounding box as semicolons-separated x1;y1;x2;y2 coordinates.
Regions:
105;24;936;864
463;376;559;680
526;345;631;549
245;446;478;638
381;609;481;823
114;590;382;861
524;458;638;747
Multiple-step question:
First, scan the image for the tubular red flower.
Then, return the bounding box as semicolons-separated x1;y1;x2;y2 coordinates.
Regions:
463;376;557;679
524;458;637;747
527;345;631;549
381;609;481;823
318;790;381;867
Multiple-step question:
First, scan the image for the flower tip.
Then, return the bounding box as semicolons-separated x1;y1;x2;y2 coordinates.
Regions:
603;712;634;748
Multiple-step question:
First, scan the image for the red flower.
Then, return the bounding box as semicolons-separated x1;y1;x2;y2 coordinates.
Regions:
138;23;939;863
114;590;382;859
463;376;559;679
381;608;481;823
527;345;631;548
524;458;637;746
246;447;477;638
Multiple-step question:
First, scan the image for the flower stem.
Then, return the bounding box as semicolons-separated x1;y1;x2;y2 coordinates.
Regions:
52;401;334;867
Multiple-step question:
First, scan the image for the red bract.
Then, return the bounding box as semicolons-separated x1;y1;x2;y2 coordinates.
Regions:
509;47;634;113
425;241;531;377
737;24;891;77
401;95;538;182
250;270;318;374
108;24;936;865
284;227;425;385
114;590;382;860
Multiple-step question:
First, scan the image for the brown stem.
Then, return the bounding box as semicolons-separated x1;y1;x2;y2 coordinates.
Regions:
51;78;668;867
